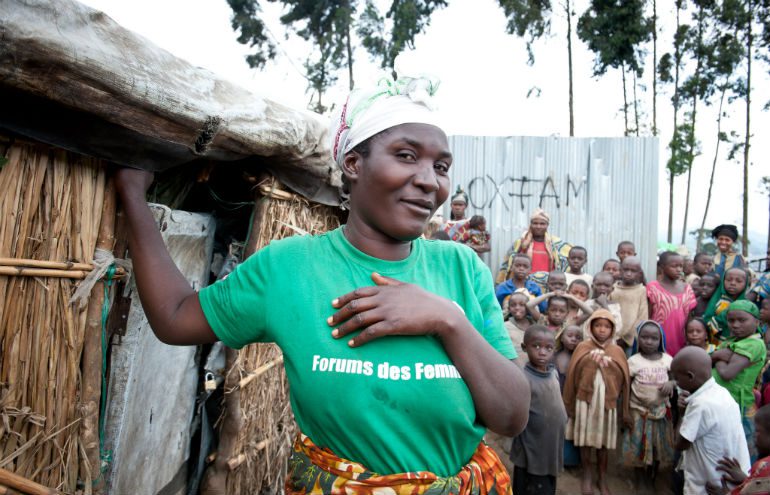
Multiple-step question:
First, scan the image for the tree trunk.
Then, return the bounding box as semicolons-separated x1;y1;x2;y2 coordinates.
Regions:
681;7;704;246
622;63;629;136
697;84;728;250
633;69;640;136
742;0;752;257
668;2;683;243
345;7;354;90
566;0;575;136
652;0;658;136
681;106;696;245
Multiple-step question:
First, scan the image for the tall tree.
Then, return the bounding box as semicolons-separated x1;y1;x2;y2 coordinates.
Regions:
651;0;658;135
658;0;688;243
696;4;743;249
496;0;577;135
679;1;708;245
717;0;763;256
357;0;448;79
577;0;652;136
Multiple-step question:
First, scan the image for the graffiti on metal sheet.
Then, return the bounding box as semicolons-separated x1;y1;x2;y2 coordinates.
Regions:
466;174;586;211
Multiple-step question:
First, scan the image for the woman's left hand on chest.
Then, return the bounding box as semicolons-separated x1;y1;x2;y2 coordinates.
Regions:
328;272;464;347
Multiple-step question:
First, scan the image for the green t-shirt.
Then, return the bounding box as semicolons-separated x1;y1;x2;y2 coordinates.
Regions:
198;227;515;476
713;334;766;409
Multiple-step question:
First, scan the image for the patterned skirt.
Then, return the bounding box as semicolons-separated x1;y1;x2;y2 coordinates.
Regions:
566;373;618;449
621;409;674;467
286;433;512;495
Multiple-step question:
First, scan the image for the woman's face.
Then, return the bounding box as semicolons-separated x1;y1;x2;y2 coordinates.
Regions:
450;200;466;219
529;218;549;237
716;235;734;253
345;123;452;241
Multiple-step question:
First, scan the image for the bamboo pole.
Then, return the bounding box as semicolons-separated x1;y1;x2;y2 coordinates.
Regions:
0;267;124;280
0;468;60;495
0;258;93;271
79;177;116;493
236;356;283;389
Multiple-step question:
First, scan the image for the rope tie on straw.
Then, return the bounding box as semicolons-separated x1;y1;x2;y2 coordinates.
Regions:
69;248;130;309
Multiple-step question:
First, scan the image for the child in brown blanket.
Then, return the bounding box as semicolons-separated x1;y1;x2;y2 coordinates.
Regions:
563;309;631;495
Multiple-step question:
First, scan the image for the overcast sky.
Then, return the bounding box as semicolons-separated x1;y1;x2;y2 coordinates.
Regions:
79;0;770;256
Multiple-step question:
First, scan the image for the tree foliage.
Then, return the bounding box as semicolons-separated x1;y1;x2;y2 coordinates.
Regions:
227;0;277;69
577;0;651;77
227;0;357;113
497;0;552;64
357;0;448;77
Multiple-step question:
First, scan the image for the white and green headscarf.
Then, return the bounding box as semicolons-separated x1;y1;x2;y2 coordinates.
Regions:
329;75;443;168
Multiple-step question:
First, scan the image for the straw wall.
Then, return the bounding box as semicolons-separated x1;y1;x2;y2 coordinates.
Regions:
211;177;340;494
0;139;107;493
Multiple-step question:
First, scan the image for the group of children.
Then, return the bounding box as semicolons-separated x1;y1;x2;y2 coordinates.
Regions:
496;240;770;495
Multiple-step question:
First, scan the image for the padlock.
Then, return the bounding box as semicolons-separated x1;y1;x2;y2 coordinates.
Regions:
204;371;217;391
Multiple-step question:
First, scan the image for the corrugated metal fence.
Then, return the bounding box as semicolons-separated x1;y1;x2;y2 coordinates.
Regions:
445;136;659;279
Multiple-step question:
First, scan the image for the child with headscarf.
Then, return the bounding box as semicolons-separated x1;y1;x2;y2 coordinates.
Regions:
705;267;750;339
563;310;630;495
621;321;675;491
711;300;767;462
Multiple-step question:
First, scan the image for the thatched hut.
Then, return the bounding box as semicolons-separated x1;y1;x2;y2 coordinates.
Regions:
0;0;342;493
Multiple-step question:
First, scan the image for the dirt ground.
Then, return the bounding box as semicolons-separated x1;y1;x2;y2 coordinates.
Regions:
485;431;676;495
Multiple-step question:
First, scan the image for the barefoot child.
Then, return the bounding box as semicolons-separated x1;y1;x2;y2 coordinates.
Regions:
510;326;567;495
563;310;630;495
712;300;767;461
496;254;542;306
692;272;719;318
705;267;750;339
610;257;649;354
672;347;749;494
554;325;583;468
504;291;534;364
686;317;716;354
705;404;770;494
647;251;697;356
621;321;675;492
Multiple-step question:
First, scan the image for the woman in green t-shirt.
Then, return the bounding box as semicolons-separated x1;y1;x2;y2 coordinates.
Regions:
115;76;529;493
